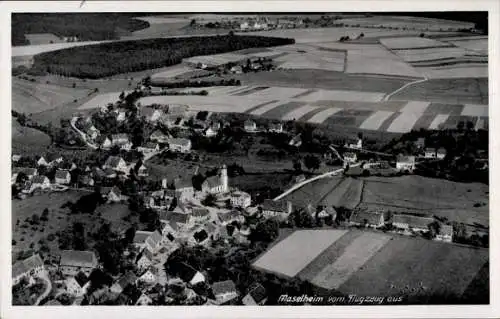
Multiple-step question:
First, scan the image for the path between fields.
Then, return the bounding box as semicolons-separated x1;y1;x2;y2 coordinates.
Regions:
274;163;362;201
382;77;428;101
34;273;52;305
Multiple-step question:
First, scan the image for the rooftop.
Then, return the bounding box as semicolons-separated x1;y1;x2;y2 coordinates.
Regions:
60;250;98;268
12;254;44;279
212;280;237;295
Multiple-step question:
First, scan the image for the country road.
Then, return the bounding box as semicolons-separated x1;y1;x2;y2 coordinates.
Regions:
34;273;52;306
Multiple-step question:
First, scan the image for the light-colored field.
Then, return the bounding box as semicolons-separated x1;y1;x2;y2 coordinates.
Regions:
138;95;262;113
359;110;394;130
418;66;488;79
307;107;343;123
386;112;422;133
25;33;64;45
318;177;364;209
134;16;189;24
12;120;52;155
446;38;488;53
461;104;488;117
276;52;345;72
12;78;90;114
78;91;131;110
12;40;111;57
151;66;194;79
393;47;467;63
252;229;348;277
246;87;311;100
428;114;450;130
310;232;391;289
281;105;321;121
400;101;430;113
184;53;248;66
336;16;474;31
296;89;385;103
380;37;452;50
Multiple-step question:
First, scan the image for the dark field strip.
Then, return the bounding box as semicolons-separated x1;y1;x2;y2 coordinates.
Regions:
325;114;373;128
412;114;438;130
412;60;488;68
442;115;478;129
243;99;279;114
291;88;318;99
461;262;489;303
233;86;269;96
297;106;330;122
314;100;407;112
427;103;464;115
390;45;455;51
297;230;364;282
377;112;401;132
335;109;374;117
260;101;307;119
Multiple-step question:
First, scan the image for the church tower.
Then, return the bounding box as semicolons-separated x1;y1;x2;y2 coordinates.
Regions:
220;164;228;193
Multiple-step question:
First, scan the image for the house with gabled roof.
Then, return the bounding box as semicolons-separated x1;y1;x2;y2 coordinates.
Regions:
261;199;293;220
392;214;435;233
217;211;244;226
242;283;267;305
437;147;447;159
137;267;158;285
37;156;49;167
167;138;192;153
175;262;205;286
244;120;257;132
138;142;160;154
111;133;132;150
150;130;170;143
211;280;239;304
141;107;164;123
174;178;195;199
396;155;416;172
192;207;210;222
55;169;71;185
65;271;90;297
435;224;453;242
12;254;45;285
97;135;113;149
133;230;162;253
136;248;154;271
424;147;437;158
349;210;385;228
59;250;98;276
191;229;210;246
268;122;283;133
23;175;51;194
289;134;302;147
103;156;127;172
101;186;122;203
110;271;138;294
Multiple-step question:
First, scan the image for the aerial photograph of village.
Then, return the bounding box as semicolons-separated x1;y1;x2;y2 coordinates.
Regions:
10;12;489;306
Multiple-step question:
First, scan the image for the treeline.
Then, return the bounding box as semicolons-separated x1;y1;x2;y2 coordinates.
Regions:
12;13;149;46
30;35;295;79
151;78;241;88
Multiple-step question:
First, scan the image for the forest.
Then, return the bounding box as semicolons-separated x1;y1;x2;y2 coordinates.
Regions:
12;13;150;46
29;35;295;79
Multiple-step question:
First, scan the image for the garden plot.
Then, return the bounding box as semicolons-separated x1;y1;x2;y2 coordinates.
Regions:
461;104;488;117
380;37;451;50
252;229;348;278
307;107;343;124
359;110;395;130
310;232;392;290
296;89;385;103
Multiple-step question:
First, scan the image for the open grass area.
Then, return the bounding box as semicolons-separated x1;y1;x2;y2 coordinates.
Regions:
11;119;51;156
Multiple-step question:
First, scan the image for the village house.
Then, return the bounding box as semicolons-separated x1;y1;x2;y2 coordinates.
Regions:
230;190;252;208
392;214;435;233
111;133;133;151
12;154;22;162
424;147;437;158
133;230;163;253
78;174;95;187
268;122;283;133
261;199;293;220
97;136;113;149
147;196;172;210
59;250;98;276
289;134;302;147
244;120;257;132
191;229;210;246
169;211;195;231
230;65;243;74
141;107;164;123
176;262;206;286
138;142;160;154
204;125;219;138
167;138;192;153
136;248;154;271
414;137;425;149
12;254;45;285
349;210;385;228
344;152;357;164
81;121;100;140
150;130;171;144
110;271;138;294
103;156;128;172
345;137;363;149
437;147;447;159
136;163;149;177
191;207;211;222
137;267;158;285
37;156;49;167
65;271;90;297
217;211;245;226
101;186;123;203
55;169;71;185
174;178;195;199
316;206;337;221
135;293;153;306
211;280;239;304
23;175;51;194
115;110;127;122
435;224;454;242
396;155;416;172
242;283;267;305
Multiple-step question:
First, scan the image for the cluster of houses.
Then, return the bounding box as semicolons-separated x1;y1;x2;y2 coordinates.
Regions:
348;209;453;242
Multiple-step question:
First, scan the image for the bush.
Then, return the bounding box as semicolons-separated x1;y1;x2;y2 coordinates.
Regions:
12;240;17;245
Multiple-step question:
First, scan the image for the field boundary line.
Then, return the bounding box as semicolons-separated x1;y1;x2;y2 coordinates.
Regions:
383;76;428;101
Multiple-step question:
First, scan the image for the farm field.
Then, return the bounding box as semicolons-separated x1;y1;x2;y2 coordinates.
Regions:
318;177;364;209
25;33;64;45
11;120;51;155
252;229;348;278
335;16;474;31
12;78;91;114
253;229;488;302
284;176;344;208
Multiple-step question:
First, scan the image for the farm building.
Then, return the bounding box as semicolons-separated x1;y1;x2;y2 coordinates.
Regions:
349;211;385;228
396;155;416;172
174;262;206;286
150;130;171;143
138;142;160;154
268;122;284;133
111;133;133;150
133;230;163;253
13;167;38;179
23;175;51;193
211;280;239;304
103;156;127;172
424;147;437;158
101;186;123;203
344;152;357;164
230;190;252;208
55;169;71;185
59;250;98;276
169;211;195;230
191;207;211;222
65;272;90;297
174;178;195;199
316;206;337;220
242;283;268;305
12;254;46;285
392;214;435;232
244;120;257;132
166;138;192;153
261;199;293;220
345;137;363;149
37;156;49;167
435;224;454;243
289;134;302;147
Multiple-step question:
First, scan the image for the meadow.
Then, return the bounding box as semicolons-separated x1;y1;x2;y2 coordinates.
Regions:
11;120;51;155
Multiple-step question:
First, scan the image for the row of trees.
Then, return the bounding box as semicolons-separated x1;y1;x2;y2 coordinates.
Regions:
30;35;295;79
